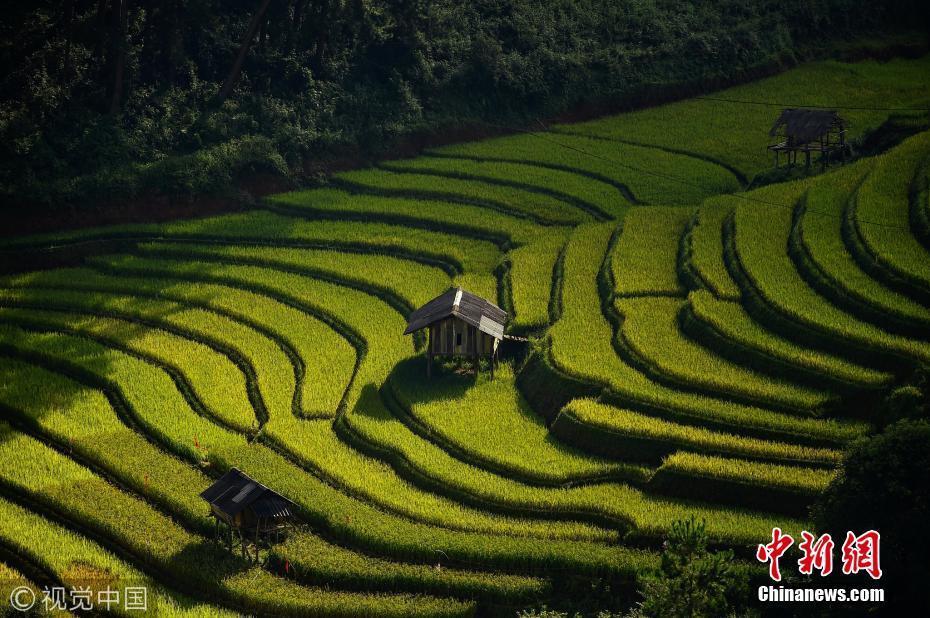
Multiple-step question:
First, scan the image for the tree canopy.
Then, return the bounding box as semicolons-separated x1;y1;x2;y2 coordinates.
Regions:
1;0;925;209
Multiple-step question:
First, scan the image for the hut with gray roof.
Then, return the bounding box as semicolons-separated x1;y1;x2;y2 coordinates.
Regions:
768;108;848;170
404;287;507;377
200;468;294;561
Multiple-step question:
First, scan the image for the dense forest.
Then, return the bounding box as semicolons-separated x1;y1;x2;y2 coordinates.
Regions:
1;0;926;211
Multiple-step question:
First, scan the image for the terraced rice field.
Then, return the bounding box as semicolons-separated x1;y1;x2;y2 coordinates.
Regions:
1;55;929;615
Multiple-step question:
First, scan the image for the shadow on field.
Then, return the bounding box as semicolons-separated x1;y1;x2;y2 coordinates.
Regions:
380;354;589;460
166;539;251;581
163;539;271;611
0;323;124;445
0;206;314;441
390;355;477;402
349;383;393;423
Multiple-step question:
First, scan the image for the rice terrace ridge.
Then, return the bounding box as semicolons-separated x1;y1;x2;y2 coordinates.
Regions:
1;3;929;617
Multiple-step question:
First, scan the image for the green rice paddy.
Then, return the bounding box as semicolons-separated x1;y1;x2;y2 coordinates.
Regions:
1;54;928;615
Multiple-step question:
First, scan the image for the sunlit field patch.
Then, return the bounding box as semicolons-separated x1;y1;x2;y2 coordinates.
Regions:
2;56;929;614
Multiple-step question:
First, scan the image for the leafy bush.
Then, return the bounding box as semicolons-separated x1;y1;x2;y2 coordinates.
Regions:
632;517;749;618
880;384;928;426
813;420;930;612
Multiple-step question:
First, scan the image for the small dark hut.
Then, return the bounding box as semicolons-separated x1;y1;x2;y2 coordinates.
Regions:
768;108;848;170
404;287;507;378
200;468;295;562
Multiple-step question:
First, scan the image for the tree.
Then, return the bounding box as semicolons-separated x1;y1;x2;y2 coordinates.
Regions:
108;0;129;114
214;0;274;106
632;517;748;618
3;0;928;209
813;419;930;612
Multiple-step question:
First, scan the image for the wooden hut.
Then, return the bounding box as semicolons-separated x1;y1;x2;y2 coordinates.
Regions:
768;109;848;170
404;287;506;378
200;468;295;562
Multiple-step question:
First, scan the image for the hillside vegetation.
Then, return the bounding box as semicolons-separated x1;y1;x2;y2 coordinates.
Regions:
0;54;929;615
1;1;927;211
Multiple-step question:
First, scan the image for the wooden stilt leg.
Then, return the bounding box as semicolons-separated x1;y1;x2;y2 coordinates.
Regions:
426;326;432;377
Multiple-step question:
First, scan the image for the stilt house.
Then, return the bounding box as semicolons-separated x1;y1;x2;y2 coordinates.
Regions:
768;108;848;170
200;468;295;562
404;288;506;377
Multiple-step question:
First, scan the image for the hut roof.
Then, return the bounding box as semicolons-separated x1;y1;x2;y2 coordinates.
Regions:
200;468;294;519
404;287;507;339
770;109;845;144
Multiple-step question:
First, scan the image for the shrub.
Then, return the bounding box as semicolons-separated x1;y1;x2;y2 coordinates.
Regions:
813;419;930;613
633;517;749;618
880;384;928;427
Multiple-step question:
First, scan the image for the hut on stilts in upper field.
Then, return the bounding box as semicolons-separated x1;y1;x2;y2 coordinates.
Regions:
200;468;295;563
404;287;507;378
768;109;848;171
